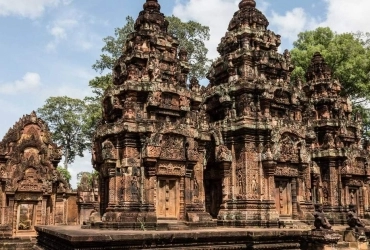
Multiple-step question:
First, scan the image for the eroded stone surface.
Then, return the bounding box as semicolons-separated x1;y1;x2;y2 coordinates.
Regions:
0;112;77;237
89;0;370;231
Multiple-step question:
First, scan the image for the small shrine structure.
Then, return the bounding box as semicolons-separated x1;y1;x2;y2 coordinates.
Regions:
0;112;77;237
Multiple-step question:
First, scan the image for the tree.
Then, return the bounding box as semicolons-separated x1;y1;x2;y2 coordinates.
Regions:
291;27;370;102
90;15;210;99
57;166;72;184
37;96;88;169
82;96;102;146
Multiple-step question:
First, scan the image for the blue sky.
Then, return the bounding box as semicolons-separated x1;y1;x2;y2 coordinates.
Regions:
0;0;368;187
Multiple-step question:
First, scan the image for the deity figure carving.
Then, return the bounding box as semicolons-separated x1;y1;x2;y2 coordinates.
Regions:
314;204;332;230
347;205;366;231
216;145;232;162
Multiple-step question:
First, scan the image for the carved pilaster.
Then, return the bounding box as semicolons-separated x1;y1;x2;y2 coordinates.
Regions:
180;176;185;220
220;162;231;205
108;167;116;206
291;178;298;219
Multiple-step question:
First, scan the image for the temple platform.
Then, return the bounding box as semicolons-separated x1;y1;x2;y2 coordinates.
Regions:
33;225;344;250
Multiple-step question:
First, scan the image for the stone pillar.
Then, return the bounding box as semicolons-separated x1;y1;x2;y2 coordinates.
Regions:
0;186;3;225
292;178;298;219
359;187;364;217
338;172;342;206
180;176;185;220
329;165;338;207
12;199;17;235
108;167;116;205
42;197;47;225
231;143;236;201
184;168;192;218
220;162;231;205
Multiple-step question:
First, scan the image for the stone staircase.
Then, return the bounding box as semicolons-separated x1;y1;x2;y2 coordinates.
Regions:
0;236;37;250
157;220;190;231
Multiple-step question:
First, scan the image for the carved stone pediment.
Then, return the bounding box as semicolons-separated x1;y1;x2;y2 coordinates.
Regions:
160;134;185;161
0;112;65;193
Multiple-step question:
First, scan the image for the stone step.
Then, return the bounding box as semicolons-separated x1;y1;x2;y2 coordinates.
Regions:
277;219;312;229
167;222;189;231
0;237;37;250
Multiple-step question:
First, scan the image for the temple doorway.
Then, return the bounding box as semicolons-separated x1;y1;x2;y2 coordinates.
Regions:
17;203;35;232
275;179;292;217
157;178;179;219
205;179;222;218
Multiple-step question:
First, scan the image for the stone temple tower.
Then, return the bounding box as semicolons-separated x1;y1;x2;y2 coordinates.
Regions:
93;0;213;229
92;0;370;229
203;0;299;226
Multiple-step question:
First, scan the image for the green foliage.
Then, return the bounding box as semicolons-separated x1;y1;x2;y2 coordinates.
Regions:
291;27;370;101
166;15;211;79
82;96;102;146
57;166;72;183
37;96;88;169
92;16;135;73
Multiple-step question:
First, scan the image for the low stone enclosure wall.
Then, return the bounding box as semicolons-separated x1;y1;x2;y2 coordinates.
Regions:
33;225;343;250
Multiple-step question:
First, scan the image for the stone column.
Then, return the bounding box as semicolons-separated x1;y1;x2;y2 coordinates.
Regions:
184;168;192;216
220;162;231;205
180;176;185;220
231;142;236;200
108;167;116;206
359;187;364;217
329;164;338;207
292;178;298;219
363;186;369;212
42;198;47;225
338;171;342;206
12;199;17;235
0;186;3;225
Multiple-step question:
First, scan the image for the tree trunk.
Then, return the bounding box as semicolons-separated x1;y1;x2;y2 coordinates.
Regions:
64;148;69;170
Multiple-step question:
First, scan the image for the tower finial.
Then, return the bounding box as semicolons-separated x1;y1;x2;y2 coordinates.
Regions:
143;0;160;11
239;0;256;9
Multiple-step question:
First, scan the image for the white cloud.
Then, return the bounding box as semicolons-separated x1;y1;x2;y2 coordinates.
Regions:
46;18;79;51
50;26;67;39
173;0;239;59
0;73;41;95
0;0;72;19
270;8;318;43
320;0;370;33
46;9;101;52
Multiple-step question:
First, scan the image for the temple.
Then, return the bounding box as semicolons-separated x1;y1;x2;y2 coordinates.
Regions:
91;0;370;229
0;112;77;237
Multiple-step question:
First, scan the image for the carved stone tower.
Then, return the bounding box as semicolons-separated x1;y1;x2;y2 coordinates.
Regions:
92;0;370;229
303;52;368;221
0;112;73;236
203;0;302;226
93;0;212;228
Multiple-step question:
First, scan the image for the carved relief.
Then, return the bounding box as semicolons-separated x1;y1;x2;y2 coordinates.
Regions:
215;145;232;162
157;162;185;176
160;135;185;160
92;0;370;227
